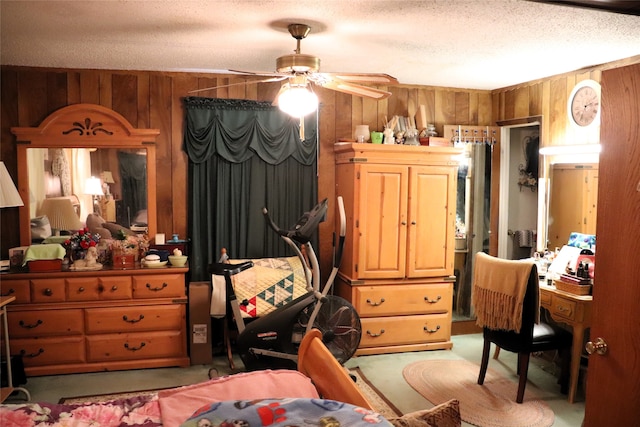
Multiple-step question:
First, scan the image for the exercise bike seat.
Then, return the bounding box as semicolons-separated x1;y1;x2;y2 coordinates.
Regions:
210;261;254;277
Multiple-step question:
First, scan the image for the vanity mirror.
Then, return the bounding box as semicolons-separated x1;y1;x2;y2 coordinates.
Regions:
546;163;598;251
11;104;159;246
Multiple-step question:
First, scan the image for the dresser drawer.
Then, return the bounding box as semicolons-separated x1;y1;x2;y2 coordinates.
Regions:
132;274;185;299
85;304;185;334
550;294;577;321
1;279;31;303
353;283;452;317
11;336;86;366
359;313;451;347
8;309;84;338
86;330;185;362
31;279;66;303
66;276;132;301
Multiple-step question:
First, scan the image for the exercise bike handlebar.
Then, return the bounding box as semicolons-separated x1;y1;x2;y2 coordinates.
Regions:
262;198;328;245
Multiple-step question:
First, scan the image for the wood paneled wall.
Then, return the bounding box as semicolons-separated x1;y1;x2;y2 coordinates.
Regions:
2;55;638;267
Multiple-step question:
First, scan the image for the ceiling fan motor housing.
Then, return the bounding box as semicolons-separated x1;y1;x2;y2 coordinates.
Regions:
277;54;320;74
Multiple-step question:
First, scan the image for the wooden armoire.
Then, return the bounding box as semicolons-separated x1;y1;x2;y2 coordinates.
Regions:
333;143;460;355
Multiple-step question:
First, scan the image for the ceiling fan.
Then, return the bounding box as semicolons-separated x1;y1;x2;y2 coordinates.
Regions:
188;23;398;117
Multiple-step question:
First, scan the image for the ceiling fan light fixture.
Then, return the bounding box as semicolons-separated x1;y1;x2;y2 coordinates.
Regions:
276;53;320;74
278;83;318;118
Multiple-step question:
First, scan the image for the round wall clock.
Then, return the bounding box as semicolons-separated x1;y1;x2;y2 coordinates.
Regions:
568;79;601;127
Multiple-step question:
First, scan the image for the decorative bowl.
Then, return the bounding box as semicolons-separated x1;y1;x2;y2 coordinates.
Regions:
144;260;168;268
168;255;188;267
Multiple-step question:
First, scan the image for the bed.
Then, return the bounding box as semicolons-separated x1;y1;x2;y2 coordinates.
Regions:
0;329;461;427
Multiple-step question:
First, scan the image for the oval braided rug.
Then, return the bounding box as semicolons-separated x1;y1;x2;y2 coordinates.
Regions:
403;359;554;427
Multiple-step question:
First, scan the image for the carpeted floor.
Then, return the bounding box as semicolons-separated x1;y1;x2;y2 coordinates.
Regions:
403;359;554;427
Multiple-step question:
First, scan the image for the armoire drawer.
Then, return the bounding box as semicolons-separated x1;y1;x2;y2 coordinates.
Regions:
132;274;185;299
86;330;185;362
353;283;452;317
359;313;451;348
11;336;86;366
85;304;185;334
66;276;132;301
8;309;84;338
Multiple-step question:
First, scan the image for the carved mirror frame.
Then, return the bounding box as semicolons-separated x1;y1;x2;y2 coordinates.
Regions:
11;103;159;246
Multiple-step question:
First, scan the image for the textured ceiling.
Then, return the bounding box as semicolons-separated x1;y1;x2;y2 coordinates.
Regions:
1;0;639;90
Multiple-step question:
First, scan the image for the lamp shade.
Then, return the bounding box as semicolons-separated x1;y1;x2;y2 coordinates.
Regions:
84;176;104;196
277;84;319;118
39;198;83;232
0;161;24;208
102;171;115;184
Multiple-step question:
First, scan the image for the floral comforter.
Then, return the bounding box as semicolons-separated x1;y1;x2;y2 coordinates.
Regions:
0;394;161;427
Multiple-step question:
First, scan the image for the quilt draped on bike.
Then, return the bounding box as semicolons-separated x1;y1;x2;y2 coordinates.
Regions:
228;256;308;318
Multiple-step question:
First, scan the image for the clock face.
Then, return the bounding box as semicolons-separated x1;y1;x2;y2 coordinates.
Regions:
570;85;600;127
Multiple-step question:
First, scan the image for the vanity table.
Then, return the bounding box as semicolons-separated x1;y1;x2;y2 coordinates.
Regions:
539;282;593;403
1;266;190;376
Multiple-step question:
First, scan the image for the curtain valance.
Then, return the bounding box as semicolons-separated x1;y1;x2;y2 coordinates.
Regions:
183;97;317;165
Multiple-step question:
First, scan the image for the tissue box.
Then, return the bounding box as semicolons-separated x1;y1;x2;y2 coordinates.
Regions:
28;259;62;272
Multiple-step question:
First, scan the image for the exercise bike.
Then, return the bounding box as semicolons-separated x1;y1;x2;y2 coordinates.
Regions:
211;196;361;371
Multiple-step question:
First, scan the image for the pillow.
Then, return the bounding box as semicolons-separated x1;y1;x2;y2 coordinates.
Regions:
157;370;320;427
179;398;393;427
85;213;106;231
30;215;52;240
387;399;461;427
102;221;136;237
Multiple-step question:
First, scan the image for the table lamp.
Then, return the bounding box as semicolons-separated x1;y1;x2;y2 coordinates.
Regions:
0;161;24;208
85;176;104;214
102;171;115;196
39;198;83;236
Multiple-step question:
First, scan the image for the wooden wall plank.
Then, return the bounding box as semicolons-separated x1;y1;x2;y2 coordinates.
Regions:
513;85;530;118
67;72;81;104
112;73;138;126
137;73;151;129
46;72;68;113
99;71;112;109
454;91;470;125
80;71;100;104
150;74;173;237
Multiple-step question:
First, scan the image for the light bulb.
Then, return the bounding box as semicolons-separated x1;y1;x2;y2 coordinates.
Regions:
278;85;318;118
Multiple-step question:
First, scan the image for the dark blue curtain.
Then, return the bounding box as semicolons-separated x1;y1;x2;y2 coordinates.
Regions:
183;97;318;281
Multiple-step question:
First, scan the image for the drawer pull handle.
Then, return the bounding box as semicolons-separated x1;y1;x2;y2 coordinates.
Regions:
111;285;118;291
556;305;570;313
423;324;441;333
44;288;53;296
366;329;385;338
20;348;44;358
123;314;145;323
78;287;85;292
124;342;146;352
366;298;385;306
146;282;168;291
19;319;43;329
424;295;442;304
1;288;15;297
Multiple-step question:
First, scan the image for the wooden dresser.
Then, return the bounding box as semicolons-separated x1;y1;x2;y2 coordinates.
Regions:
0;266;190;376
334;143;460;355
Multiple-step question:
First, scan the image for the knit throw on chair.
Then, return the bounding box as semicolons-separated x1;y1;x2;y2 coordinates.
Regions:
472;252;537;333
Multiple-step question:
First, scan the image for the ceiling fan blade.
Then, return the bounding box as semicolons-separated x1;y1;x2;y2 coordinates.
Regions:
321;73;398;85
227;69;287;77
319;80;393;100
188;76;287;94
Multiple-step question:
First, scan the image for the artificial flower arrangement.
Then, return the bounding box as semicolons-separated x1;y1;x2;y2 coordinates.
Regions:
109;229;150;258
64;227;101;250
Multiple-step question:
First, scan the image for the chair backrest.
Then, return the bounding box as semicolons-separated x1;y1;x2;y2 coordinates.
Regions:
298;329;373;410
482;264;539;349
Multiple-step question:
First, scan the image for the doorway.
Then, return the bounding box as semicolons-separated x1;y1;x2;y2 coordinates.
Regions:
498;122;541;260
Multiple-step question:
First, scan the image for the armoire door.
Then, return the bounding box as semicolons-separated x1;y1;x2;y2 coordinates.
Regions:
357;164;408;279
407;166;457;277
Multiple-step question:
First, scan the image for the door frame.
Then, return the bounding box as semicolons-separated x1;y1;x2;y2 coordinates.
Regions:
496;117;543;259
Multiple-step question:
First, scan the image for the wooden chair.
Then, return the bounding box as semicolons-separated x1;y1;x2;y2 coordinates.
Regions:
473;253;572;403
298;329;374;410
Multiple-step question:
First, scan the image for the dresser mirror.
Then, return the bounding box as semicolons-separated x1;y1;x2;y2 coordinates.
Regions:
12;104;159;246
546;163;598;251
